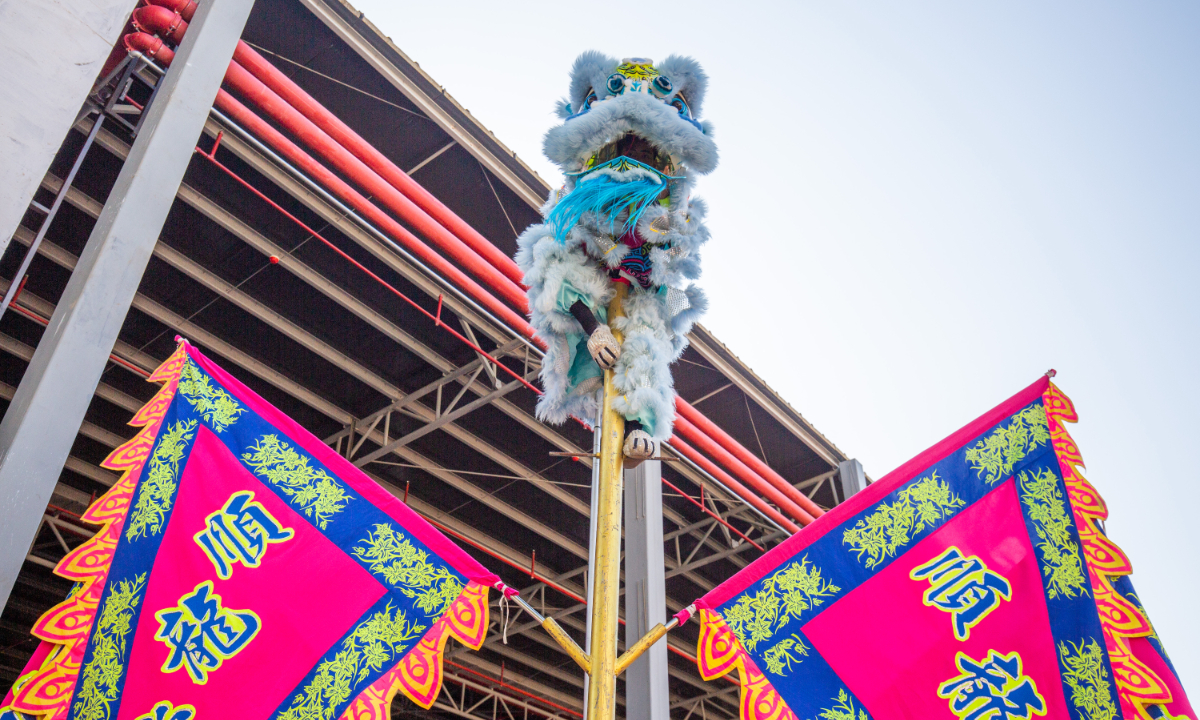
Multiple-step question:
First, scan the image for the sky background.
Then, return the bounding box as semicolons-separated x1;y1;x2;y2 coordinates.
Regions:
350;0;1199;687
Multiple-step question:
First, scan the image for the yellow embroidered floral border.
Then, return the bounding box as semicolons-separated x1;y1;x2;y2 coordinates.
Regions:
340;582;491;719
696;609;798;720
1041;382;1175;719
2;344;191;719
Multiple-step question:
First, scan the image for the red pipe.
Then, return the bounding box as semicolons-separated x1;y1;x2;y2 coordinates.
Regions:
444;661;583;719
130;10;532;314
674;414;814;526
143;0;197;21
231;41;528;287
99;19;140;80
123;31;172;63
195;142;542;395
123;34;536;340
127;19;823;527
667;433;801;534
100;0;186;80
131;6;186;44
677;399;825;519
45;504;84;520
223;59;531;309
215;85;536;336
660;476;764;551
147;0;523;287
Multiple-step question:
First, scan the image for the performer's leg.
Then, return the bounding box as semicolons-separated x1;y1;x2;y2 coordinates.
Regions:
623;419;656;461
570;299;621;369
569;300;653;462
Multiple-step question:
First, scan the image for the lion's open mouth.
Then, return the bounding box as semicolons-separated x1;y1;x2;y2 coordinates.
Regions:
593;134;675;175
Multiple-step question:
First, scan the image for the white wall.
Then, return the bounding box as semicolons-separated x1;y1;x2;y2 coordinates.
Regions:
0;0;134;256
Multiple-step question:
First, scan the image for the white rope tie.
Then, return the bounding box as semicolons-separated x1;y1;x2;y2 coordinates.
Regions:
499;593;512;645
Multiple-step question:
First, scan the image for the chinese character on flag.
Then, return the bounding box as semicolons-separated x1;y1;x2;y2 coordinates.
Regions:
687;376;1192;720
2;340;510;720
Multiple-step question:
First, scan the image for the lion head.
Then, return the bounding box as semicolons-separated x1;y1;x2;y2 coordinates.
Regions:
542;53;718;239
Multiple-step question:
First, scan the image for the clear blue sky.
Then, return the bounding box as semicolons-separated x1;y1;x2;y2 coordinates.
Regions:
352;0;1199;687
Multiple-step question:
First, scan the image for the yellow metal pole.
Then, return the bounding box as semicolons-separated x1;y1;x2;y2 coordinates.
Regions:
614;613;683;676
586;282;627;720
543;615;591;674
509;589;591;673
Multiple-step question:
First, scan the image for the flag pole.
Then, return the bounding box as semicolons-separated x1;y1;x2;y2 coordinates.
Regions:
509;588;686;678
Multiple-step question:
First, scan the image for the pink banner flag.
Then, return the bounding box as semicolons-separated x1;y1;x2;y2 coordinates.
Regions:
689;377;1192;720
2;340;511;720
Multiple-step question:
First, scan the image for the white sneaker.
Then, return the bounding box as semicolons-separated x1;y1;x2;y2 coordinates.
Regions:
623;429;656;463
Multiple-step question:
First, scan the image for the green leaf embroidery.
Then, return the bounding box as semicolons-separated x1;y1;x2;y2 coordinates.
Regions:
842;473;965;569
126;420;199;541
722;555;839;654
177;361;244;433
1058;638;1118;720
277;603;425;720
808;689;869;720
965;405;1049;484
1019;467;1089;599
352;524;464;618
762;633;809;676
72;573;148;720
242;435;350;529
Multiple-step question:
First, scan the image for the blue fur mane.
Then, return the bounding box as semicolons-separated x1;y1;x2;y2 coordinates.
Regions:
546;176;663;242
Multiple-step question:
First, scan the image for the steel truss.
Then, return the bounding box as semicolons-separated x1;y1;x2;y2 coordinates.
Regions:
29;147;776;584
1;233;748;716
0;67;841;714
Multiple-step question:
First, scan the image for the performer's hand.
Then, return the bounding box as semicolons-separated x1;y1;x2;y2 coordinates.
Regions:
587;325;621;369
623;429;656;461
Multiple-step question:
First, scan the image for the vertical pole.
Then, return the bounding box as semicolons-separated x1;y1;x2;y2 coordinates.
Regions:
624;457;669;720
0;0;257;611
582;402;602;718
0;114;106;321
837;458;866;502
585;282;627;720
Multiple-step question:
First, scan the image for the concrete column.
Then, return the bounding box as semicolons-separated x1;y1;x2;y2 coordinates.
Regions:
0;0;134;257
838;458;866;501
623;458;669;720
0;0;257;611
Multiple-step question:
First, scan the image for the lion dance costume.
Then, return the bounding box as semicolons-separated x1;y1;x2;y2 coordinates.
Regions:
516;52;718;460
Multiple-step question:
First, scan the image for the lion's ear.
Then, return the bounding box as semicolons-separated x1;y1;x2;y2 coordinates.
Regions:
555;98;573;119
656;55;709;118
568;50;619;114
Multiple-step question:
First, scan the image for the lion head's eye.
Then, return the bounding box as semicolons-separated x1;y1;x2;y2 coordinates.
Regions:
583;91;598;111
606;74;626;95
671;95;691;118
653;76;672;95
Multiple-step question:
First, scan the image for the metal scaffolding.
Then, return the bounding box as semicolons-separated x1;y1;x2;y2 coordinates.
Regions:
0;0;863;715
